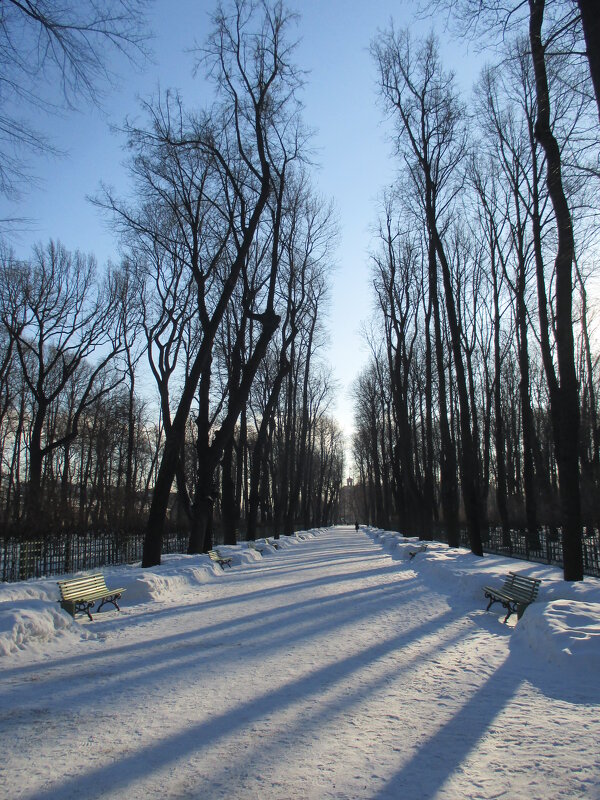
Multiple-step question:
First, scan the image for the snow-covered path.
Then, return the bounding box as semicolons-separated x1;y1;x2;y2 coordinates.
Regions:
1;527;599;799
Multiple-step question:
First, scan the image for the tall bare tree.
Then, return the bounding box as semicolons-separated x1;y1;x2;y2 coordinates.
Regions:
103;0;305;565
372;28;483;555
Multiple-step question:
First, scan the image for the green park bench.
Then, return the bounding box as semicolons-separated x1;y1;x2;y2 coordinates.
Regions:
483;572;541;623
57;573;125;621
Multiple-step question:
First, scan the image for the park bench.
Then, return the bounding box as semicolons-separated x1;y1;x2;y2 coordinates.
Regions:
408;544;428;560
57;573;125;621
208;550;233;570
248;541;270;554
483;571;541;623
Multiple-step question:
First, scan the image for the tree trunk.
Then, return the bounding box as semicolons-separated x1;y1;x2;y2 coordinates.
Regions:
423;291;436;535
193;310;281;551
124;372;136;527
27;405;46;528
491;246;510;544
516;288;540;547
429;235;460;547
188;359;212;555
247;356;290;539
577;0;600;123
221;437;238;545
530;0;582;580
432;223;483;556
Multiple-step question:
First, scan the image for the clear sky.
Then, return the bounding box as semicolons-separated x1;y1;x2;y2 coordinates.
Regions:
1;0;482;475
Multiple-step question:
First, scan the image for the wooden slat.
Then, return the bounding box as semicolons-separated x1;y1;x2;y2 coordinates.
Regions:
503;574;539;597
59;579;107;596
57;574;124;602
58;579;104;590
65;587;123;598
60;581;106;593
61;587;124;599
58;574;104;587
487;574;539;605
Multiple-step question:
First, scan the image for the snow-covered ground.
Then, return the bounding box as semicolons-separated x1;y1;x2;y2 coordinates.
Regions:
1;526;599;799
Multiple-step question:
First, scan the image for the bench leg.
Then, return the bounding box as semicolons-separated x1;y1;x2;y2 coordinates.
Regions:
502;600;519;624
74;600;95;621
484;592;497;612
485;594;514;623
96;593;122;615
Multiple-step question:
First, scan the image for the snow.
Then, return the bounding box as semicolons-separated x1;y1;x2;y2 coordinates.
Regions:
1;526;599;799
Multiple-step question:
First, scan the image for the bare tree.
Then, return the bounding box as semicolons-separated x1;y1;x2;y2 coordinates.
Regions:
372;28;483;555
0;240;125;526
0;0;149;202
371;197;426;535
102;0;305;565
419;0;595;578
245;176;335;539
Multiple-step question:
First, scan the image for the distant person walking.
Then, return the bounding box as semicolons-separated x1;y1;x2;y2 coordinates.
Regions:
355;521;359;531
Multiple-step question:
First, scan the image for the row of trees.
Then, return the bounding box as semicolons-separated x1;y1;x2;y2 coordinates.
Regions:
353;0;600;580
0;1;344;565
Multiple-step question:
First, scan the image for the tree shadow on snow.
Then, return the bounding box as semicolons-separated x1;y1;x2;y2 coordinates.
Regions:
17;605;463;800
0;575;428;717
367;655;521;800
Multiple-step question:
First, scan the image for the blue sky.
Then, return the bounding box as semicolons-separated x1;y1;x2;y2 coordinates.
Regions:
2;1;483;472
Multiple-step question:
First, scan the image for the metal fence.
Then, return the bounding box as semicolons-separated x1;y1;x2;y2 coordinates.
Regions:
3;522;600;583
435;524;600;577
0;530;192;583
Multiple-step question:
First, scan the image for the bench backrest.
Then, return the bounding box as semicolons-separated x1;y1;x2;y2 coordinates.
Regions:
504;572;541;602
57;573;108;600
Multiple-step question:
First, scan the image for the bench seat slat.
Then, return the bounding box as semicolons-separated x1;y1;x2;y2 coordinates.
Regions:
60;583;109;596
58;575;108;591
510;579;538;589
488;583;538;597
58;573;105;583
61;588;124;602
483;586;538;601
59;579;107;591
484;589;532;604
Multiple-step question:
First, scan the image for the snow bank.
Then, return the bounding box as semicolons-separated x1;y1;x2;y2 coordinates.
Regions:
0;578;78;656
124;563;217;604
513;599;600;670
366;526;600;673
0;599;74;657
0;530;320;656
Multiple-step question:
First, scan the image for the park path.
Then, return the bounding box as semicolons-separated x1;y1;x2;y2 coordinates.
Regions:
1;526;598;799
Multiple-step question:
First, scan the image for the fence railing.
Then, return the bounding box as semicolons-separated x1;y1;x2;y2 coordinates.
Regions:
435;524;600;577
3;523;600;583
0;529;195;583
